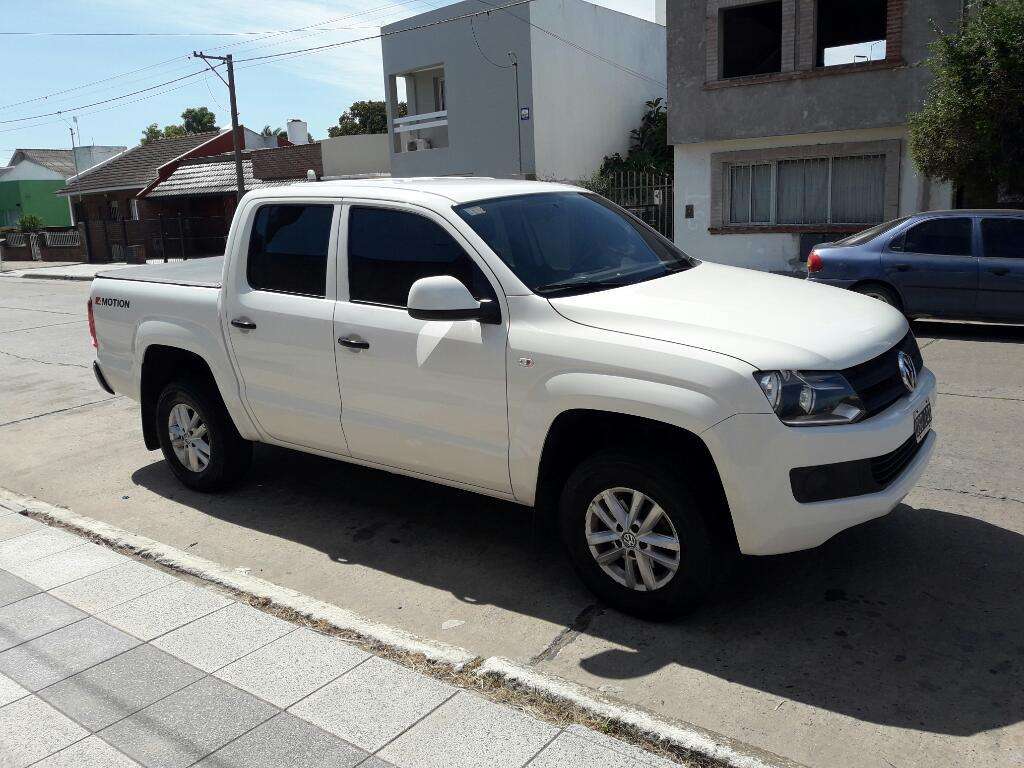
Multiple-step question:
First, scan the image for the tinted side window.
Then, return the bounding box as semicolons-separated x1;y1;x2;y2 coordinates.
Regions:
902;218;973;256
347;207;495;307
982;218;1024;259
247;204;333;297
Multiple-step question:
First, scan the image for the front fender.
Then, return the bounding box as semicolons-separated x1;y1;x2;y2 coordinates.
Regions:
508;371;732;505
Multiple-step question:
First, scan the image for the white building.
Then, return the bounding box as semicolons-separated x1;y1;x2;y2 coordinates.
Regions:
380;0;666;181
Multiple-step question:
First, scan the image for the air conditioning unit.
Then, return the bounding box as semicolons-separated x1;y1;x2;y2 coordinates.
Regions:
407;138;432;152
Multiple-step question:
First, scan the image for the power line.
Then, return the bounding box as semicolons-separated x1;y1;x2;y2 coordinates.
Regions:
0;0;438;114
0;67;221;125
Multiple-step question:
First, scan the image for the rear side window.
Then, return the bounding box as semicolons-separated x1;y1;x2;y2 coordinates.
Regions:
247;204;333;297
347;206;495;307
982;218;1024;259
897;218;973;256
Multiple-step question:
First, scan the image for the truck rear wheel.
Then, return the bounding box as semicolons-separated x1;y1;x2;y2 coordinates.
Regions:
559;451;715;620
156;379;252;492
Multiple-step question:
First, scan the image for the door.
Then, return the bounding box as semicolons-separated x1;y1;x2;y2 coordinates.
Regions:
333;203;511;492
224;202;349;455
883;217;978;318
979;216;1024;321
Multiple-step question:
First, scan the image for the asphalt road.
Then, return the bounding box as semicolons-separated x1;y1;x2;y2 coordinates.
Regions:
1;275;1021;768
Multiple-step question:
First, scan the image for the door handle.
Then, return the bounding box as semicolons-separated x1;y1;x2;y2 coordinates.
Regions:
989;267;1010;276
338;336;370;350
894;263;911;272
230;318;257;330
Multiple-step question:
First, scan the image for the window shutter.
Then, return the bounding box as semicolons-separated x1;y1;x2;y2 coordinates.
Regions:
777;158;828;224
729;165;751;224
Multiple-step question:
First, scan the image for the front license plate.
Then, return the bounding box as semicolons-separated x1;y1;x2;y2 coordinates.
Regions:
913;400;933;443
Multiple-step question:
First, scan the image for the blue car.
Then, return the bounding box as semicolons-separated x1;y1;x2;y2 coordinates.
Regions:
806;210;1024;322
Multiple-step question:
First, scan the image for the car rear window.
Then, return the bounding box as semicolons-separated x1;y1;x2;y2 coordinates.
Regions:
831;217;910;247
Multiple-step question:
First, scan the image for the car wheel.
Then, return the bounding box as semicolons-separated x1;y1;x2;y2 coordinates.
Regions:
156;379;252;492
559;451;715;620
854;283;900;309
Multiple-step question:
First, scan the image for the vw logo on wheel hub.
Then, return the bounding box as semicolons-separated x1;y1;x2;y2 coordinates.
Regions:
621;532;638;549
898;350;917;392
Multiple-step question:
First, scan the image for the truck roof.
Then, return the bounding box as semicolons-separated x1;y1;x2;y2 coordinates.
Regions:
243;177;584;205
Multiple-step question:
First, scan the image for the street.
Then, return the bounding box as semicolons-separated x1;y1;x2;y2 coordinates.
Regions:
1;274;1021;768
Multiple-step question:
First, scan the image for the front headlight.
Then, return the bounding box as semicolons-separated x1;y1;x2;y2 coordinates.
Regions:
755;370;865;426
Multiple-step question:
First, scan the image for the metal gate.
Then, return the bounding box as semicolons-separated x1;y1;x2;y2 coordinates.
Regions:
602;171;674;240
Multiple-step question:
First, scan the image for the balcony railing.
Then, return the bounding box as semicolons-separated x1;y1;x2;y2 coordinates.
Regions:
392;110;448;134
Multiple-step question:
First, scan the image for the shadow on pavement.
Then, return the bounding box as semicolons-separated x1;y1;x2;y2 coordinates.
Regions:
913;319;1024;343
132;444;1023;738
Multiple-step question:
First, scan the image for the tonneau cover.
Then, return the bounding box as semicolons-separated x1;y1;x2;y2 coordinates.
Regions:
96;257;224;288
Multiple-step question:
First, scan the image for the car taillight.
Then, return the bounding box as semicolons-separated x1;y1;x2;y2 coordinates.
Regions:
87;298;98;349
807;250;824;273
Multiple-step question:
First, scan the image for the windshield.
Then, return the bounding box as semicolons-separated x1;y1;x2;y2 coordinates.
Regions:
454;192;696;296
831;216;911;247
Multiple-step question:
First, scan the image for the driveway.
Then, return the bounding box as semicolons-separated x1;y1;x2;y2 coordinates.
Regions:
0;276;1021;768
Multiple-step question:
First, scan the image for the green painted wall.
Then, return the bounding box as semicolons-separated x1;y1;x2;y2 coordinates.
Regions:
0;179;71;227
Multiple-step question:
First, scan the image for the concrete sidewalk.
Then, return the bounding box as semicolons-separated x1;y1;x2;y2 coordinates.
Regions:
0;508;683;768
0;262;130;281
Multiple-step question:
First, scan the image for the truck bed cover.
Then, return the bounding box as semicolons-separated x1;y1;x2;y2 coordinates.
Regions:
96;257;224;288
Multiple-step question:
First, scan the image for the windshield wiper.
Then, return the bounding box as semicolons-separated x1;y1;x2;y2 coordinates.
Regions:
534;279;631;296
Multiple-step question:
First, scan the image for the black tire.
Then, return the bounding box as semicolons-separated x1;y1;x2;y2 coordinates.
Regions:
559;450;716;620
854;282;900;309
156;378;252;492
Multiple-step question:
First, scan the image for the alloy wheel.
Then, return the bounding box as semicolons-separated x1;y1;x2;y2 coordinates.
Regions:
168;403;211;473
585;487;681;592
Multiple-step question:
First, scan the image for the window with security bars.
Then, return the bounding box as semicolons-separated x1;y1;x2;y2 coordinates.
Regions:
727;154;886;226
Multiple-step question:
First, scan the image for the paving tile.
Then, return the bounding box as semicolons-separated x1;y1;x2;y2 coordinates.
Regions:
0;528;83;569
530;727;677;768
214;627;369;707
378;690;559;768
561;725;680;767
95;581;233;641
289;656;455;752
99;676;279;768
51;560;177;615
0;617;140;691
38;643;205;732
0;671;29;707
8;543;128;590
0;513;43;541
34;736;143;768
0;568;40;607
0;592;85;652
0;695;89;768
151;603;294;673
194;712;368;768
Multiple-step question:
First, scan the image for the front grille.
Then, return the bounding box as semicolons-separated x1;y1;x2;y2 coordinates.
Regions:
842;332;923;419
791;434;926;503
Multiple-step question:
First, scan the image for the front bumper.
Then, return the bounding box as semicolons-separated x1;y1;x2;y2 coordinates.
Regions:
703;368;937;555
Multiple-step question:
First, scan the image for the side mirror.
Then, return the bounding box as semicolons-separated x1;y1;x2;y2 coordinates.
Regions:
407;275;500;324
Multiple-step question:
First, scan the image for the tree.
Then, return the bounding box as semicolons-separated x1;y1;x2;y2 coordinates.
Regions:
181;106;218;134
261;125;286;139
597;98;671;176
140;106;218;145
909;0;1024;201
327;100;406;137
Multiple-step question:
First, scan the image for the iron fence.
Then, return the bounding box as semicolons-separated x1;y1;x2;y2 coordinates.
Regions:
602;171;674;240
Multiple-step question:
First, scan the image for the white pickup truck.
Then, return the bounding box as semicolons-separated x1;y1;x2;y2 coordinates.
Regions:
89;178;936;618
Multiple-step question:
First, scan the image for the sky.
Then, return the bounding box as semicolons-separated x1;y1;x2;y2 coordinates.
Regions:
0;0;656;166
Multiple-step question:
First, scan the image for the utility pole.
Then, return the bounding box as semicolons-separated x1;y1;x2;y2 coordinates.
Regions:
193;52;245;202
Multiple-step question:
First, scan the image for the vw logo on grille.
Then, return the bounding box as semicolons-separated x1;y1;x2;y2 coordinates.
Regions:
898;351;917;392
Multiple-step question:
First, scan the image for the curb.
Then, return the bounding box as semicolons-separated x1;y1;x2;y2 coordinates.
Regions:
0;272;95;281
1;487;801;768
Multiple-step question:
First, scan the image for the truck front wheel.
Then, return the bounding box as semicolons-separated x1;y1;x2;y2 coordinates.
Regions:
156;379;252;492
559;451;715;620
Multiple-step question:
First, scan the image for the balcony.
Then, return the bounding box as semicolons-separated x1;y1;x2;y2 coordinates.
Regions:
389;66;449;154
